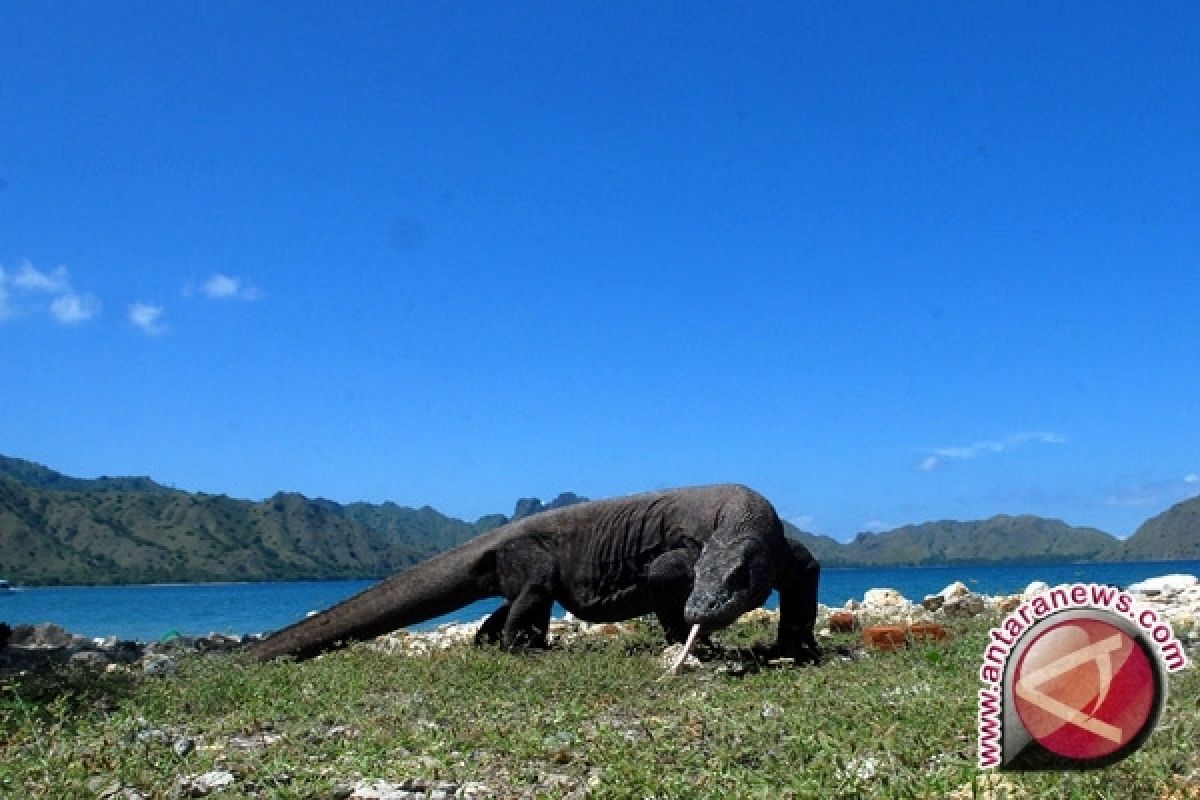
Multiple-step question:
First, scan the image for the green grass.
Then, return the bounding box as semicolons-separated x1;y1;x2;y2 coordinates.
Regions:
2;616;1197;799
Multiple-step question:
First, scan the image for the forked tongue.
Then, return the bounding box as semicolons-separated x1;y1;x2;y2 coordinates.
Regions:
668;623;703;675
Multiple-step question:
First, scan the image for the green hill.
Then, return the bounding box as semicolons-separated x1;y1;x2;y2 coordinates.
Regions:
340;501;479;560
0;455;592;586
0;454;166;493
0;472;426;585
828;515;1118;566
780;522;847;565
1114;495;1200;559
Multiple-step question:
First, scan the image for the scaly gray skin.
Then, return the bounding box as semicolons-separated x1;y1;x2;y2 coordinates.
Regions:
248;484;820;663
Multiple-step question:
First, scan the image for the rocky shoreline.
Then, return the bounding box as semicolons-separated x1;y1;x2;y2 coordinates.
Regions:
2;574;1196;676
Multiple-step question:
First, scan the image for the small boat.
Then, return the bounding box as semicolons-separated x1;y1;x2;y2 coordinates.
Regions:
0;580;12;592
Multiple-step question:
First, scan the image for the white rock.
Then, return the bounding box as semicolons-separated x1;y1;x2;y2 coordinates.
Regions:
863;588;907;608
940;581;971;600
660;643;700;673
348;782;385;799
1022;580;1050;600
842;755;879;781
141;654;175;676
180;770;235;795
1127;574;1199;595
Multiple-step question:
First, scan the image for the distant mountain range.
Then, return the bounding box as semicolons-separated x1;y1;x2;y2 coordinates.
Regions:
788;516;1119;567
0;454;1197;585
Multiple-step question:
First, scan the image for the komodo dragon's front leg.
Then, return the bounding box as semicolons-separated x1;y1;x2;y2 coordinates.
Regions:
646;549;701;645
768;538;822;664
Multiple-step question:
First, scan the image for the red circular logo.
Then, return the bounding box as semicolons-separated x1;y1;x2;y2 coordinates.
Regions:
1012;618;1157;760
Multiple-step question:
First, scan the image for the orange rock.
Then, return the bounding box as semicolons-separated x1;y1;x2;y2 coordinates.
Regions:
908;622;949;642
829;611;858;632
863;625;908;651
995;594;1022;614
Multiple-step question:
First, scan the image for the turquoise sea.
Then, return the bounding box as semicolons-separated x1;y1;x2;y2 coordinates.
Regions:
3;560;1199;642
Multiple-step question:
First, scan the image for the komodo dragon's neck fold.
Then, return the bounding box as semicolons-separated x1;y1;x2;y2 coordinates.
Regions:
247;528;512;661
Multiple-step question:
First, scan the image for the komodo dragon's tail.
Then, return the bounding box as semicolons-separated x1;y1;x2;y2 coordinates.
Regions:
246;536;501;661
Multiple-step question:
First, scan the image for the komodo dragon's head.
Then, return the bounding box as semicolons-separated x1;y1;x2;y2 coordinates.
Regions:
683;533;774;629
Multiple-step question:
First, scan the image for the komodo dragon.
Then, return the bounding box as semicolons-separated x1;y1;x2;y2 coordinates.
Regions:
248;484;820;663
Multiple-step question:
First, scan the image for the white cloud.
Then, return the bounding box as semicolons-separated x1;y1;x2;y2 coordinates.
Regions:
1104;473;1200;507
918;431;1067;472
202;274;239;298
0;261;100;325
1104;488;1160;508
11;261;70;293
197;273;262;301
128;303;167;335
50;292;101;324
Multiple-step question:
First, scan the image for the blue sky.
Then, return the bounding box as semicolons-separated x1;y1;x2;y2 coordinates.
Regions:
3;3;1198;539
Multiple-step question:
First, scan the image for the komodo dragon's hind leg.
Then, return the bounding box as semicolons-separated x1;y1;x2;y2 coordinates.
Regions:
501;586;553;649
494;540;557;650
475;603;511;645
